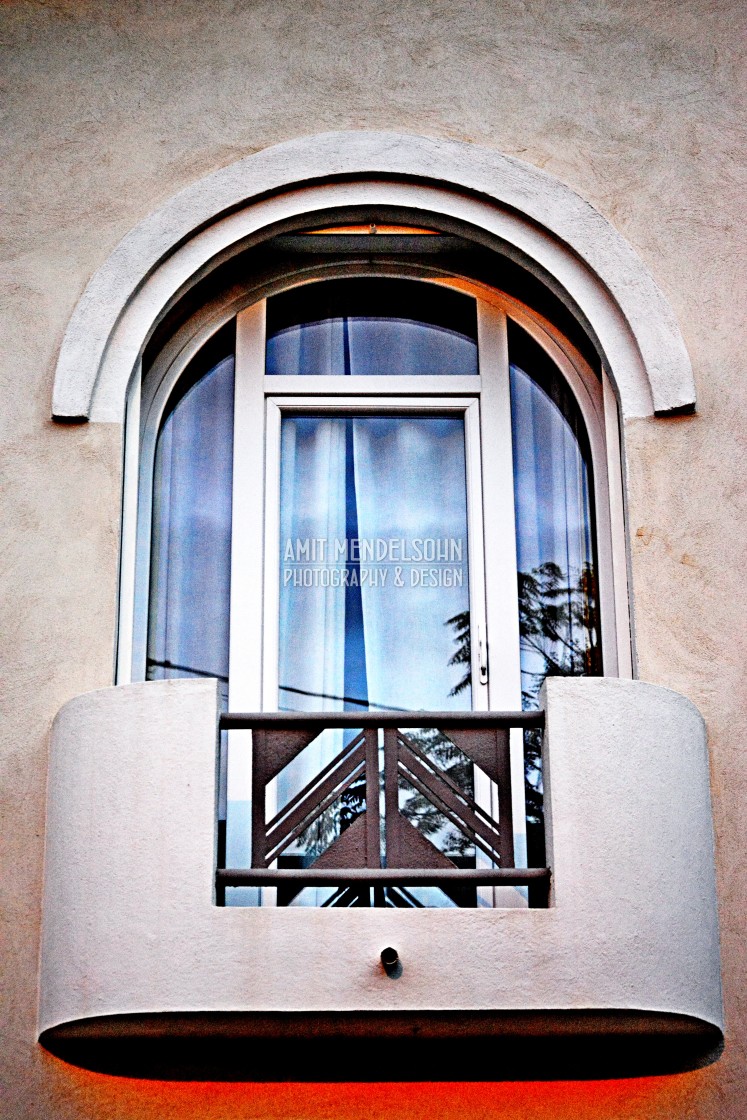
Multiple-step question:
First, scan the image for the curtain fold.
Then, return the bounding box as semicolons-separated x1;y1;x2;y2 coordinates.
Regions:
276;414;472;903
510;359;598;705
352;416;471;712
147;354;234;701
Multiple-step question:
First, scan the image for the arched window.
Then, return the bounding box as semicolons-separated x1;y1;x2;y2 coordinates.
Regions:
129;222;622;910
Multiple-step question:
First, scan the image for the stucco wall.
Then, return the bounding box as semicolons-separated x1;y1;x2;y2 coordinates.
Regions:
1;2;745;1118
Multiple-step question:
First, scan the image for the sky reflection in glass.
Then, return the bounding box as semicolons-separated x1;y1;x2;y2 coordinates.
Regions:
509;323;600;709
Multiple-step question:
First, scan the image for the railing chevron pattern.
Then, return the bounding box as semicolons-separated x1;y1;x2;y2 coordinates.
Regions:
217;710;549;908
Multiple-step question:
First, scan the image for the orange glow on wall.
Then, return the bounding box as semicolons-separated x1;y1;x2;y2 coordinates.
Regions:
307;224;441;234
47;1055;715;1120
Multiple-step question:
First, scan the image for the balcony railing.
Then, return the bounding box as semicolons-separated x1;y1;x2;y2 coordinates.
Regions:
216;710;550;907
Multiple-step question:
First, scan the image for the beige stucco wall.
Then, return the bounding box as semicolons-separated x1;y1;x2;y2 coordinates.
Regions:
1;1;745;1118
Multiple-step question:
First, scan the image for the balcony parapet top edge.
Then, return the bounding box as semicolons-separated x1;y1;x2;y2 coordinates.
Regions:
220;709;544;730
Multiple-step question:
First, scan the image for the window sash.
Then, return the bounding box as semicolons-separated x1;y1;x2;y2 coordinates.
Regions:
226;297;527;907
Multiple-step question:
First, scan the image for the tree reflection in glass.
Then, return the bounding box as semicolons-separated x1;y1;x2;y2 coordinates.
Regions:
509;321;601;868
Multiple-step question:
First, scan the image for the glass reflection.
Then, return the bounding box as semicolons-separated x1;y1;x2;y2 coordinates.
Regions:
277;414;472;905
147;349;234;702
509;321;601;869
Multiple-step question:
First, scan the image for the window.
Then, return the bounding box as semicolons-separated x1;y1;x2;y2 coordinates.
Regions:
131;229;620;911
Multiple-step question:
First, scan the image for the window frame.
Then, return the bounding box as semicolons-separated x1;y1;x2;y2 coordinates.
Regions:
259;393;490;716
119;269;629;907
122;272;628;690
258;392;498;908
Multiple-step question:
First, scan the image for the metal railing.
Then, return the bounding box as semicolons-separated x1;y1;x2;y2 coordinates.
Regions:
216;710;550;907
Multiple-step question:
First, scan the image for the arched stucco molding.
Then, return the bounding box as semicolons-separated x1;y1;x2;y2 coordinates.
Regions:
51;131;695;422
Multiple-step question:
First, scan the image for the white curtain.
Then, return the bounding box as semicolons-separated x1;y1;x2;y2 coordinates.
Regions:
510;361;595;702
275;415;472;902
278;417;347;715
148;355;234;696
278;415;471;717
352;416;470;712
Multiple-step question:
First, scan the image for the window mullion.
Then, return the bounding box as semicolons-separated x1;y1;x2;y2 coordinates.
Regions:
477;304;523;710
477;303;528;890
603;372;632;678
228;301;267;712
225;301;267;897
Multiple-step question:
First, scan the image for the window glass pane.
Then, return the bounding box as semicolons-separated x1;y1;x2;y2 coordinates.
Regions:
509;321;601;868
266;279;478;376
509;324;600;704
276;414;473;905
279;414;471;714
147;349;234;705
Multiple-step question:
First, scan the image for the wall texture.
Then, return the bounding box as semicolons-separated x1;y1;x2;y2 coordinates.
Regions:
1;1;746;1118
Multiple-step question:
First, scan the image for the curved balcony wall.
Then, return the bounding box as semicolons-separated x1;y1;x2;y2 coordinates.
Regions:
38;676;722;1078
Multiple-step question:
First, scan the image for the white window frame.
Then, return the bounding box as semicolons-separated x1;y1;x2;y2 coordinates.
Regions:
259;394;491;716
120;272;629;907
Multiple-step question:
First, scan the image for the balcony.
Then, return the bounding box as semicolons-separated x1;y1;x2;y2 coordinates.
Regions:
216;709;549;909
38;676;723;1078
